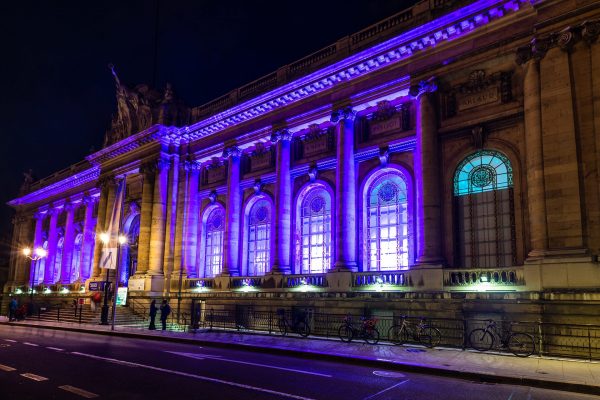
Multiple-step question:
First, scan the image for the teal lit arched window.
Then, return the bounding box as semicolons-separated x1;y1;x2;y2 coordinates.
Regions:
247;198;271;276
454;150;512;196
453;150;515;268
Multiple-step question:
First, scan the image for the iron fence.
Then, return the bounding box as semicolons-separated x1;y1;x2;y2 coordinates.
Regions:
190;308;600;361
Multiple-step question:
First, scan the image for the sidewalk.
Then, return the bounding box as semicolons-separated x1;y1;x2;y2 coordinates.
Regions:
2;320;599;395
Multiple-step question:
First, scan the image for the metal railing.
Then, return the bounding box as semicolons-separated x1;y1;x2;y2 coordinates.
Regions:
190;309;600;361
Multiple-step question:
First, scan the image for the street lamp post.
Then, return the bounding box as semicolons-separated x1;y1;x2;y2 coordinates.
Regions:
22;247;48;305
99;232;127;326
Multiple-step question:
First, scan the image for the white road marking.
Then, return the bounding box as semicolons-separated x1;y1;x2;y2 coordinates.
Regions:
23;342;39;347
3;339;17;342
71;351;316;400
59;385;99;398
0;363;16;372
21;372;48;381
167;351;332;378
46;347;64;351
373;371;406;378
362;380;409;400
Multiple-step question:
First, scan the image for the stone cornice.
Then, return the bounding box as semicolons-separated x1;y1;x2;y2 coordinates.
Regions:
8;167;100;208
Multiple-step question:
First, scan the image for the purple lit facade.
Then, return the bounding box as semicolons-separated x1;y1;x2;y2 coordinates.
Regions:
5;0;600;322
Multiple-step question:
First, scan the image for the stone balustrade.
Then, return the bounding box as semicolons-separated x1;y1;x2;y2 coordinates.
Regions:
352;271;412;289
285;274;328;289
444;267;525;289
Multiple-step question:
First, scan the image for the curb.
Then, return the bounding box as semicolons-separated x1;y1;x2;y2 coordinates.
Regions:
3;322;599;396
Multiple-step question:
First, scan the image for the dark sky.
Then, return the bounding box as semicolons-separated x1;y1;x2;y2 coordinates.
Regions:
0;0;417;239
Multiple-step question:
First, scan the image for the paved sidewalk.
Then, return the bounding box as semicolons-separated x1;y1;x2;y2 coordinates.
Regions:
2;320;599;395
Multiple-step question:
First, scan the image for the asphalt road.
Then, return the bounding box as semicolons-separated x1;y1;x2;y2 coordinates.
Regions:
0;325;596;400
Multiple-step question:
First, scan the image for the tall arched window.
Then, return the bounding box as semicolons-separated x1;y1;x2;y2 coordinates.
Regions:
120;214;140;285
454;150;515;268
203;206;225;277
247;198;271;276
35;240;48;284
297;185;332;274
71;233;83;283
54;236;64;283
365;171;410;271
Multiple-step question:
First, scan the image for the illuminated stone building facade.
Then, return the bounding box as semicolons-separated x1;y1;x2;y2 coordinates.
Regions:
5;0;600;321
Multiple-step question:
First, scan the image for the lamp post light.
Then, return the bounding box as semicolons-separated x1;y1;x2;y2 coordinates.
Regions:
22;247;48;304
99;232;127;326
99;232;111;325
111;234;127;331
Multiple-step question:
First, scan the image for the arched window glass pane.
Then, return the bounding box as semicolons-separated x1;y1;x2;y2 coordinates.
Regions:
248;199;271;276
71;233;83;283
300;187;332;274
367;173;409;271
454;150;515;268
204;207;224;277
454;150;513;196
35;240;48;284
54;236;64;283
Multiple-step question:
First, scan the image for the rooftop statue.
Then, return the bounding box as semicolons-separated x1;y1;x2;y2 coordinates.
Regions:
103;65;190;147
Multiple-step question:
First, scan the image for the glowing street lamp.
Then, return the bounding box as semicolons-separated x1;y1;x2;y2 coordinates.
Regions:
22;246;48;303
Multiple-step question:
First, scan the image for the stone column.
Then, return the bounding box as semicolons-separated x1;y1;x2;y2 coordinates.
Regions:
136;163;155;275
30;212;45;285
14;215;33;285
44;208;60;284
410;78;443;265
92;182;109;278
80;196;97;281
519;54;548;256
148;158;169;276
270;129;292;274
222;146;242;276
60;203;77;284
163;154;179;283
173;162;188;278
540;40;584;249
331;107;358;271
183;160;200;277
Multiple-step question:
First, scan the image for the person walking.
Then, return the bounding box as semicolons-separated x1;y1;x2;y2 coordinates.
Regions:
160;299;171;331
149;300;157;330
8;298;17;322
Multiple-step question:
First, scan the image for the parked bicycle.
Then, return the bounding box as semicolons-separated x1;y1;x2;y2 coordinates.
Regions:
276;309;310;337
468;319;535;357
338;315;380;344
387;316;441;348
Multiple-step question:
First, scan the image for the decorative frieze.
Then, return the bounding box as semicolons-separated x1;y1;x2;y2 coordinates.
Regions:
293;125;334;160
202;158;227;185
247;142;274;172
441;70;512;118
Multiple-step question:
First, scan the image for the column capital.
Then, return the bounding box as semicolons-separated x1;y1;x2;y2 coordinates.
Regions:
34;211;46;221
222;145;242;159
82;195;98;207
409;77;438;98
183;159;201;172
63;202;77;213
582;19;600;44
330;107;356;124
47;207;61;217
155;158;170;172
270;129;292;143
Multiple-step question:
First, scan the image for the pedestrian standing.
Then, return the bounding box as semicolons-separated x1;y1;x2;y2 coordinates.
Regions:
149;300;157;330
160;300;171;331
8;298;17;322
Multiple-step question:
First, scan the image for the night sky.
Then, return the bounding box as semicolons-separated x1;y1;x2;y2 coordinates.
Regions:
0;0;417;243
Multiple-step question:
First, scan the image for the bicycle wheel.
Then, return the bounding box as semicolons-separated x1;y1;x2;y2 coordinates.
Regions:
469;329;494;351
387;325;406;345
508;333;535;357
296;321;310;338
278;319;287;336
364;327;380;345
420;326;442;348
338;325;353;343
